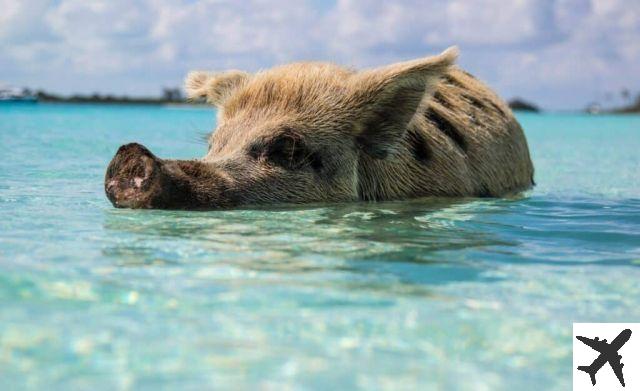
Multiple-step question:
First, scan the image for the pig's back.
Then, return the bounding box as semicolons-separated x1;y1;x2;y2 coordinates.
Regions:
357;68;534;200
414;67;534;197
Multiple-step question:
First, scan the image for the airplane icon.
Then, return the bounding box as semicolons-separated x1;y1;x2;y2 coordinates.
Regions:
576;328;632;387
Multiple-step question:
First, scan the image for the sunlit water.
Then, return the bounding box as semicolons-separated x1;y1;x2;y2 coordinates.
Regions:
1;103;639;389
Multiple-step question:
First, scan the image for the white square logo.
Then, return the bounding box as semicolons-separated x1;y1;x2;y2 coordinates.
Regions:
574;323;639;390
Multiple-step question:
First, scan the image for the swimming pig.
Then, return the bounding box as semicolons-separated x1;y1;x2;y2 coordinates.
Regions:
105;47;534;209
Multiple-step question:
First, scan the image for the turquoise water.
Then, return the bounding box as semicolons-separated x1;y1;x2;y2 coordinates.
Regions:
1;103;639;389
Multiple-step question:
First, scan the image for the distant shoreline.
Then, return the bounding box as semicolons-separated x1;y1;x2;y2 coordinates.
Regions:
36;94;207;107
37;98;209;108
0;88;207;107
31;96;546;112
4;94;639;114
611;102;640;114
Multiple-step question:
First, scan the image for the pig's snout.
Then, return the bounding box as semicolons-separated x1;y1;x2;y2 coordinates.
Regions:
105;143;165;209
105;143;232;210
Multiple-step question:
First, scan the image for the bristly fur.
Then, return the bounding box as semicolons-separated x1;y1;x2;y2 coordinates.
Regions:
180;45;533;204
105;46;534;210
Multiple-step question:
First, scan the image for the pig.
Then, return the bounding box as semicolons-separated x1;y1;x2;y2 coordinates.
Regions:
105;47;534;209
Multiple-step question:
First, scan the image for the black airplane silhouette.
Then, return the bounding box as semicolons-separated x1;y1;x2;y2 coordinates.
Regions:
576;328;632;387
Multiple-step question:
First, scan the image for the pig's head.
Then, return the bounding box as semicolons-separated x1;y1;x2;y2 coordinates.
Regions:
105;47;458;209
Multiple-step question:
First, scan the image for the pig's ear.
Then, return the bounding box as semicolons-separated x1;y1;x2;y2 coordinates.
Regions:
184;70;249;106
350;46;458;159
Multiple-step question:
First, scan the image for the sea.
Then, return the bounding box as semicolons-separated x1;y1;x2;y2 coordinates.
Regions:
1;102;639;389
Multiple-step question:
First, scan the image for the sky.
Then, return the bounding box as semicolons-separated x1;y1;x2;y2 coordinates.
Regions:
1;0;639;110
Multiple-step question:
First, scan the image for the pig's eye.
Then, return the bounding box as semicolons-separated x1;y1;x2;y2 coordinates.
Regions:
266;135;307;169
250;134;323;171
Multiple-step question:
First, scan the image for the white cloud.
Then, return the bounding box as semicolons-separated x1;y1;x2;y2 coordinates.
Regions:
0;0;638;109
491;0;640;107
148;0;320;67
446;0;557;45
0;0;52;41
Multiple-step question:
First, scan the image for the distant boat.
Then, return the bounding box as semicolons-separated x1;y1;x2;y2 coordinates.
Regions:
0;85;38;103
585;103;602;115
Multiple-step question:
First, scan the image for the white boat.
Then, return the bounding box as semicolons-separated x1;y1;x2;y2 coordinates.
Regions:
0;84;37;102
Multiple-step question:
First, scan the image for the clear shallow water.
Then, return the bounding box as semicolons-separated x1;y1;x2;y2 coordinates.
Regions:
1;103;639;389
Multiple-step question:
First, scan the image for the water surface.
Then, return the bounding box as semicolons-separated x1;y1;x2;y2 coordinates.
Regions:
1;103;639;389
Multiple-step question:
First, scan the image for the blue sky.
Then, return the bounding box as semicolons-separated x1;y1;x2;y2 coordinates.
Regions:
1;0;638;110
